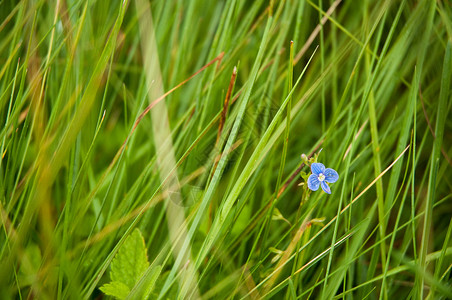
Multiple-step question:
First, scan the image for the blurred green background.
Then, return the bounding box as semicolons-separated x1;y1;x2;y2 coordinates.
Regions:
0;0;451;299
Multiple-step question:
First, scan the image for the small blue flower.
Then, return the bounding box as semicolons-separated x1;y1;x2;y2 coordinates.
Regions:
307;163;339;194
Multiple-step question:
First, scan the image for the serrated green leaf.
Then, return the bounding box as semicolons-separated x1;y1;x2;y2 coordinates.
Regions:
100;281;130;299
110;229;150;289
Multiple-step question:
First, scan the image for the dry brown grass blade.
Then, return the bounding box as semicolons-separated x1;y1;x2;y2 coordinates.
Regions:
294;0;342;65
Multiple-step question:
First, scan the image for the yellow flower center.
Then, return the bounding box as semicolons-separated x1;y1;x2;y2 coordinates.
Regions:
318;173;325;181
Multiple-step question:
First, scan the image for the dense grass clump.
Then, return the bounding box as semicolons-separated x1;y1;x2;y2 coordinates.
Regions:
0;0;451;299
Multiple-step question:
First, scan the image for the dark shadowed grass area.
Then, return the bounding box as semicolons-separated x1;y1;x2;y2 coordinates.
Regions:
0;0;451;299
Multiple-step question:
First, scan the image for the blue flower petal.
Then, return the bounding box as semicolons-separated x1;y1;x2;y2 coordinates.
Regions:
307;174;320;191
311;163;325;176
324;168;339;183
321;181;331;194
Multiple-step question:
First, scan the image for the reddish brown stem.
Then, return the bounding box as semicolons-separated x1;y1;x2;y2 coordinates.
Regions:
216;66;238;145
277;141;323;198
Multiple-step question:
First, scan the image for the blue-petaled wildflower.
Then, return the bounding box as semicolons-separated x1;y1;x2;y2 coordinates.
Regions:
307;163;339;194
